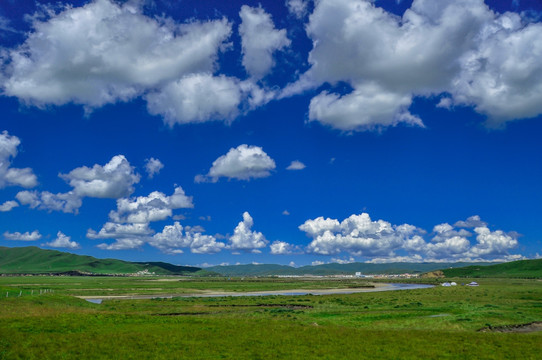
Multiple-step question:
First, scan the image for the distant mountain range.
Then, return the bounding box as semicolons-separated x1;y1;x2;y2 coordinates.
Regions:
1;246;540;278
206;262;492;276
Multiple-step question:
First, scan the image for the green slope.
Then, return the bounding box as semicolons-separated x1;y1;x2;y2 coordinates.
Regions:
441;258;542;278
0;246;200;275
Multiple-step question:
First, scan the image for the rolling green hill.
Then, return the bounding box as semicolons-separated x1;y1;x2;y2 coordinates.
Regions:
0;246;201;275
441;258;542;278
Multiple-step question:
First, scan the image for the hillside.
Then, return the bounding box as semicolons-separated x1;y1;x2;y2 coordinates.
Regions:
441;258;542;278
0;246;201;275
207;262;489;276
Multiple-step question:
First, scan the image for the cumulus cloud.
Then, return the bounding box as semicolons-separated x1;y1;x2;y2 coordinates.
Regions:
150;222;225;254
228;212;268;253
300;213;423;256
88;222;152;250
144;158;164;179
3;0;232;110
146;73;243;125
196;144;276;182
239;6;291;79
16;190;82;214
44;231;80;249
299;213;521;262
0;200;19;212
3;230;42;241
108;187;193;224
60;155;140;199
270;240;298;255
286;160;306;170
0;131;38;189
16;155;137;214
289;0;542;130
308;82;423;131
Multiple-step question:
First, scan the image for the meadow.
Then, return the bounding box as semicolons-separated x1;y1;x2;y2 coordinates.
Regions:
0;276;540;359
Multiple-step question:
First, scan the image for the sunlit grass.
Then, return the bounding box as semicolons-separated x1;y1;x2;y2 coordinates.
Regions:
0;277;540;359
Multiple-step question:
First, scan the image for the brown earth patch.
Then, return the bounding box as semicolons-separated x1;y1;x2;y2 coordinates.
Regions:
478;321;542;333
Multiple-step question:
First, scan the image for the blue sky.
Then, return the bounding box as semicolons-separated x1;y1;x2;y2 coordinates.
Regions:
1;0;541;267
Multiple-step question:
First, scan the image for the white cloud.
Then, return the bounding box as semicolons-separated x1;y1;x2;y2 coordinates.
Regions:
0;200;19;212
286;0;309;19
311;260;325;266
270;240;297;255
308;82;423;131
228;212;268;253
331;257;355;264
0;131;38;189
87;222;153;240
282;210;290;216
44;231;80;249
196;144;276;182
469;226;518;257
146;73;243;125
60;155;140;199
301;213;422;256
87;222;152;250
150;222;225;254
16;190;82;214
286;160;306;170
3;230;42;241
239;6;290;79
454;215;487;228
108;187;193;224
4;0;232;110
144;158;164;179
290;0;542;130
97;238;145;251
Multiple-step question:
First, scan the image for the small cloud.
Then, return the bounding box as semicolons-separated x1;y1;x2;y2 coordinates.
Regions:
286;160;306;170
4;230;42;241
311;260;326;266
0;200;19;212
282;210;290;216
44;231;80;249
289;261;296;267
144;157;164;179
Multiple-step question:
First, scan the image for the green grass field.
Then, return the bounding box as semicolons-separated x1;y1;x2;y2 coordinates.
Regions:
0;276;541;359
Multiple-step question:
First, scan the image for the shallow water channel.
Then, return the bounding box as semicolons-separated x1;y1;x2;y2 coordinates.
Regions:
83;283;434;304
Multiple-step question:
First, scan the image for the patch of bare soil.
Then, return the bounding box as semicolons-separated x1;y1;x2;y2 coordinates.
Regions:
478;321;542;333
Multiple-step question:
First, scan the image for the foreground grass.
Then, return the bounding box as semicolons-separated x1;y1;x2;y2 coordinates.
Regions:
0;277;541;359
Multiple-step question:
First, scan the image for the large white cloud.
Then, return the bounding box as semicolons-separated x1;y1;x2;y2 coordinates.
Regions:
270;240;298;255
228;212;268;253
300;213;521;261
291;0;542;130
150;222;225;254
44;231;80;249
300;213;422;256
3;230;42;241
239;6;290;79
196;144;276;182
0;131;38;189
108;187;193;224
3;0;232;109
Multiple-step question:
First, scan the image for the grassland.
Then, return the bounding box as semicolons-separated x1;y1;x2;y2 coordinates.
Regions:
442;258;542;278
0;276;541;359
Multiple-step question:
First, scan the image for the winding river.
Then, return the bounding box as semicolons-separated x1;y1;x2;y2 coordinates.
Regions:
82;283;434;304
